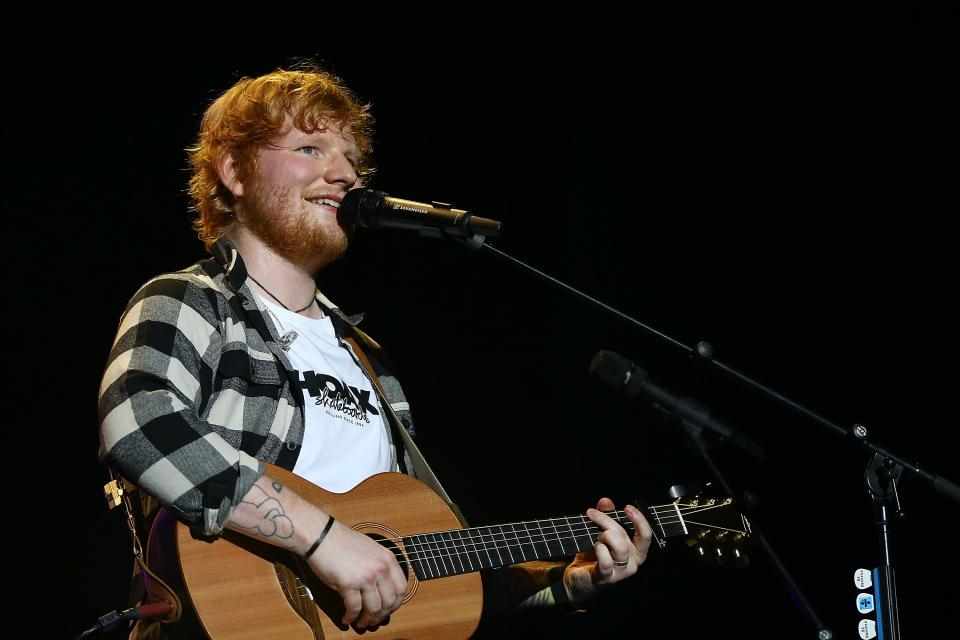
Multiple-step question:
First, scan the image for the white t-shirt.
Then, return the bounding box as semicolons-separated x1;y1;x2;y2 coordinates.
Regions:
260;297;392;492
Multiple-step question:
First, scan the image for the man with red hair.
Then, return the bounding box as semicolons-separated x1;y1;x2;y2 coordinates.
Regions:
99;64;651;638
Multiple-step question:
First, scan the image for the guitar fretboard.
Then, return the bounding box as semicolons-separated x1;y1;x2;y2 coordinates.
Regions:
402;507;683;580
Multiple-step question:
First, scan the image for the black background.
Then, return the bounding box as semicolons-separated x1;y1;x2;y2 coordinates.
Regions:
7;10;957;639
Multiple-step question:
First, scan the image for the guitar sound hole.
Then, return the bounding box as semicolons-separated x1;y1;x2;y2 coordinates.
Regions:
368;532;411;581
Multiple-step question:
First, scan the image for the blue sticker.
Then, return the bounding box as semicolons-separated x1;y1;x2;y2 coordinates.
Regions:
857;592;875;614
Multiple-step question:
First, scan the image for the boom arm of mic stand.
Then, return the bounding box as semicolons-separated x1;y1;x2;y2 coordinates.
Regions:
453;239;960;504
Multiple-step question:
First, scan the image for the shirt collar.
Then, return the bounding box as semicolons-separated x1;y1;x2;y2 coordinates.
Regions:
211;236;366;327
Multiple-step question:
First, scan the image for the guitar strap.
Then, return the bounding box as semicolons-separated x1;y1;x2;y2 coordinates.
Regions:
345;336;468;527
104;470;183;624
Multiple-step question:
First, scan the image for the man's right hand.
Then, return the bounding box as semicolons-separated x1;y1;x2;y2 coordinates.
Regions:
226;474;408;630
306;519;408;628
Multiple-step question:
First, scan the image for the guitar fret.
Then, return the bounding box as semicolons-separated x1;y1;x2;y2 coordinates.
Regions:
405;535;431;580
427;533;453;577
426;533;446;577
531;520;548;559
562;515;582;553
545;518;567;556
419;534;437;579
453;529;476;571
648;506;668;540
536;521;552;558
469;530;485;569
453;530;475;572
573;516;597;551
452;531;469;573
517;522;534;560
474;527;496;568
440;531;465;574
479;526;503;568
411;534;428;578
445;531;462;575
532;520;553;558
517;522;537;560
459;528;488;570
497;525;517;564
435;532;452;574
420;534;439;579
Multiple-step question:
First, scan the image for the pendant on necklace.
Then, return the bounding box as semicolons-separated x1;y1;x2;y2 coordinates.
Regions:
278;330;298;352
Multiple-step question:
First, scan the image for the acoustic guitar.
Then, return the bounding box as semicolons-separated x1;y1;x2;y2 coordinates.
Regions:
148;463;750;639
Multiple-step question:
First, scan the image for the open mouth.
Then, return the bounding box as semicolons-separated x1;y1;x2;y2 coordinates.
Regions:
306;197;341;212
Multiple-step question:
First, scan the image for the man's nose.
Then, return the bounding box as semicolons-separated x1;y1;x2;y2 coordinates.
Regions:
325;153;358;187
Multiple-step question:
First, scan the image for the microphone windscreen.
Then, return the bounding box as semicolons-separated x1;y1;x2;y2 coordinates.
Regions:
338;188;385;227
589;350;647;395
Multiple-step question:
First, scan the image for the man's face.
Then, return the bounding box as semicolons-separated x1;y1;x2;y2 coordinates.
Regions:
239;115;361;270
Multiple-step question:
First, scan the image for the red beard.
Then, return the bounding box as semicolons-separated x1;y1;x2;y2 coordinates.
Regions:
241;182;352;272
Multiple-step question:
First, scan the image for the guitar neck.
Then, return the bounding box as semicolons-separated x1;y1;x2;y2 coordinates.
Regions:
404;505;684;581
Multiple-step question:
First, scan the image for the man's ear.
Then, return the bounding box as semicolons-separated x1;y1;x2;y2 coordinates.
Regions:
217;153;244;198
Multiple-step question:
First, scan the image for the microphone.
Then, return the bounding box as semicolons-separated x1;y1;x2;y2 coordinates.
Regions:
589;349;766;460
339;188;502;239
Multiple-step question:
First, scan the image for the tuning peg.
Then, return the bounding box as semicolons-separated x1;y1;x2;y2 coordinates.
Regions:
693;545;714;568
668;484;687;499
716;547;750;570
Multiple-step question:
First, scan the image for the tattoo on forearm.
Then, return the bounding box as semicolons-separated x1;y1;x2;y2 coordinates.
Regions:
230;484;295;541
272;481;283;493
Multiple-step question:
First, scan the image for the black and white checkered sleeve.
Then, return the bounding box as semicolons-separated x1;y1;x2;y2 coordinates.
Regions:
98;273;263;536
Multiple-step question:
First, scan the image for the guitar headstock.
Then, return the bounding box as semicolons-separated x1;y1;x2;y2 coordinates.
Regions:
646;484;752;569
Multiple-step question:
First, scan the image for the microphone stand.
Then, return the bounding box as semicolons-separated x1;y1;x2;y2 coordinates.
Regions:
677;414;833;639
863;452;903;639
450;234;959;640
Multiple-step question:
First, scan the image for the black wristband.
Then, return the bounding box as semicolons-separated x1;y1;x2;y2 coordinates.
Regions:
549;564;586;614
550;578;571;606
303;515;335;561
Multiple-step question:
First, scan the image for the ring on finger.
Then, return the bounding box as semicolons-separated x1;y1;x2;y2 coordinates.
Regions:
614;559;629;567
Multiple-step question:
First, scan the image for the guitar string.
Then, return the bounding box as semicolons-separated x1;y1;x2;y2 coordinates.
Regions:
373;503;735;556
374;502;732;550
679;521;748;535
385;519;747;574
362;505;744;567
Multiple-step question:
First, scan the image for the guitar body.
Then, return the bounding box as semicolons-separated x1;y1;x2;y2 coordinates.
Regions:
170;467;482;639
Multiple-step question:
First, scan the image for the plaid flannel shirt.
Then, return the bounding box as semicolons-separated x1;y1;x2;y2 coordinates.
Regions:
98;237;415;537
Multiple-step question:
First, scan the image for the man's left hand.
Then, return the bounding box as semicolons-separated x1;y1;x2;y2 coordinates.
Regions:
563;497;653;606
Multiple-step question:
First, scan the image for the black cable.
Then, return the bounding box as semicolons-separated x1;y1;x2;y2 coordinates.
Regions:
73;608;127;639
73;601;172;639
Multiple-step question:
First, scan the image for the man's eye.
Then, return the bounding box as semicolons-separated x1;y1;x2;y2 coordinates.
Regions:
298;146;319;156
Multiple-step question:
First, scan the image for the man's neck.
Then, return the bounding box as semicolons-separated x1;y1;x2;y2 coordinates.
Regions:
228;228;322;317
